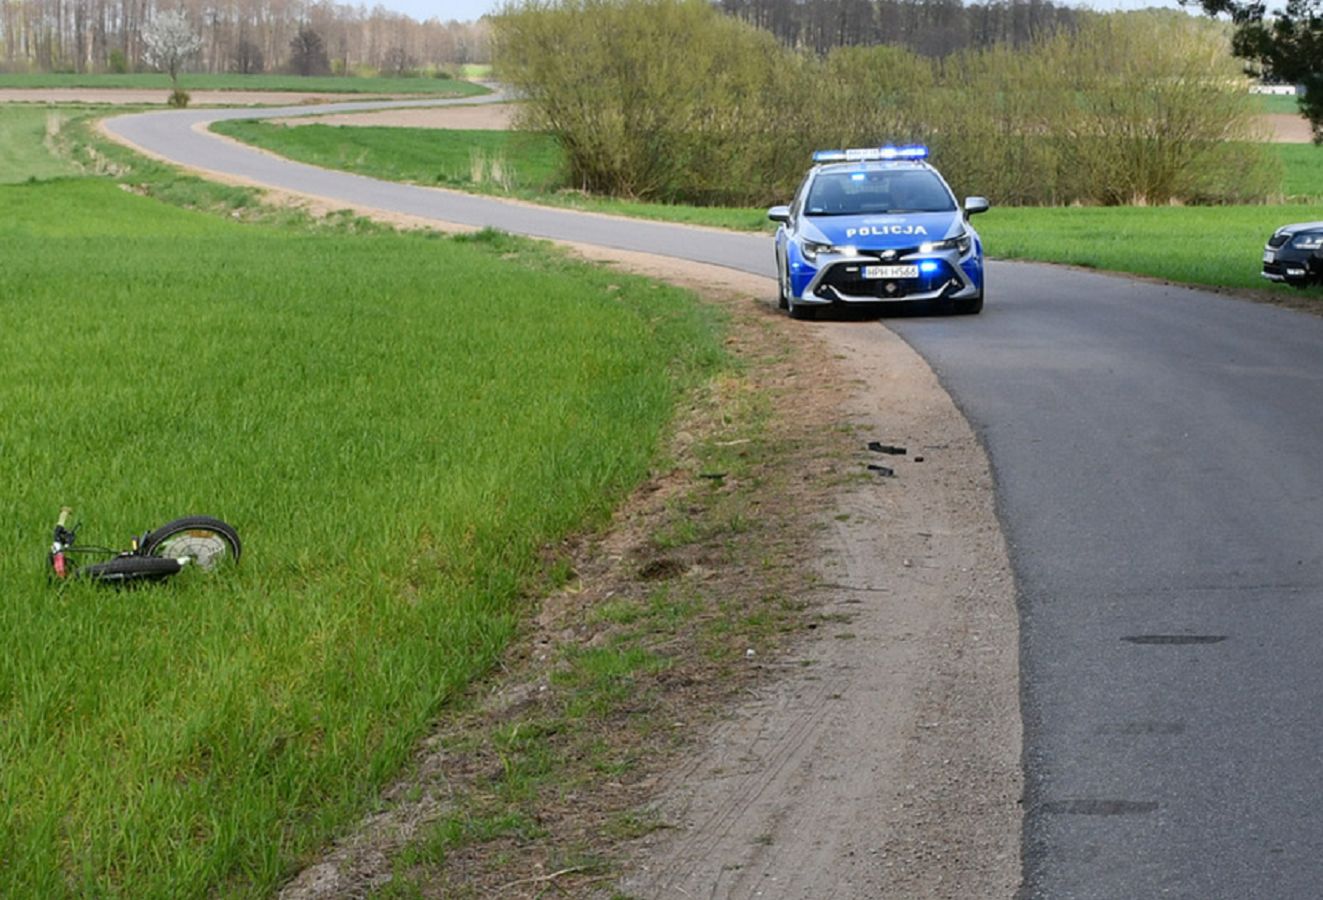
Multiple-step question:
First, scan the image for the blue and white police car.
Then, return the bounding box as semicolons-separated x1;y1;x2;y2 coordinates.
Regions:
768;146;989;318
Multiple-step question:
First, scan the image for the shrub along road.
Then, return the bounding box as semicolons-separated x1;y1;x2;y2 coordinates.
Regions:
105;100;1323;898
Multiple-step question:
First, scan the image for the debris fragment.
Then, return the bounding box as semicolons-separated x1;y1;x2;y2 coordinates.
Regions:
867;464;895;477
867;442;907;455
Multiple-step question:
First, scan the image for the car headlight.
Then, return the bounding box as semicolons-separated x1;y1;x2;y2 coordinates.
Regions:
919;231;972;255
799;239;831;263
800;240;858;263
1293;233;1323;251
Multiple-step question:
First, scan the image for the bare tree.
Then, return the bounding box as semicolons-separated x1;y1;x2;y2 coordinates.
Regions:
287;25;330;76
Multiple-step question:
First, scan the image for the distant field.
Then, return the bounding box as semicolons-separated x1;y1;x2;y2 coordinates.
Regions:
1256;93;1309;116
1;110;723;895
212;117;1321;231
0;73;488;95
210;118;773;230
214;121;566;190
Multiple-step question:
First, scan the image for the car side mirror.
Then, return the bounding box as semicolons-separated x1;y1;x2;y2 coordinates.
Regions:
964;197;990;217
767;205;791;224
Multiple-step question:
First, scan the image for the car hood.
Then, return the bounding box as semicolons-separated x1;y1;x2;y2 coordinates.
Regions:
1276;221;1323;236
801;211;964;248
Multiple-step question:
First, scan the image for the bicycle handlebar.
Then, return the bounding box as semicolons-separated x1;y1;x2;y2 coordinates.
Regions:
58;507;72;529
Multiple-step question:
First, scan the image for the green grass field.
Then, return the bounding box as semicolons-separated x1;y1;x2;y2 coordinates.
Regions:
0;106;82;181
1;108;723;895
211;118;772;230
0;72;489;95
1277;143;1323;200
978;204;1323;293
215;122;568;190
1255;92;1310;116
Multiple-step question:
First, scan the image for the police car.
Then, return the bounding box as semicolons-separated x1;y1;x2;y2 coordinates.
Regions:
1262;222;1323;288
768;146;989;318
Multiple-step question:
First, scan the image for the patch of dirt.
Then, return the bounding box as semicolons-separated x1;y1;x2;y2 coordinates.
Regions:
618;316;1021;900
1264;112;1315;144
269;103;517;129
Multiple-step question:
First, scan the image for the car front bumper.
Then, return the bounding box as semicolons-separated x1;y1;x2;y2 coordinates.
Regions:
791;249;982;306
1262;246;1323;285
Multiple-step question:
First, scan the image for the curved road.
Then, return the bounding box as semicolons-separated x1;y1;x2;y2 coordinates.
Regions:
106;100;1323;898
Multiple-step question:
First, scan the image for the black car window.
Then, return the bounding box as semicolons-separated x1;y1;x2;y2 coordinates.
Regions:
806;169;955;216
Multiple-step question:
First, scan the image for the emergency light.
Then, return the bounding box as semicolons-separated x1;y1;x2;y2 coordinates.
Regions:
812;145;929;163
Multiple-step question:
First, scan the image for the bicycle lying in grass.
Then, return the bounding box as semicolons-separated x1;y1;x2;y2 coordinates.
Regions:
49;507;242;584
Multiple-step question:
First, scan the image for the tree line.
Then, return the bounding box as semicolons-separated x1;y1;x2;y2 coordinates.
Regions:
0;0;490;75
716;0;1090;56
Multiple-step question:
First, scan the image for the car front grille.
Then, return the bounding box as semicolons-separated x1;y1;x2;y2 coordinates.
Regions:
817;258;958;300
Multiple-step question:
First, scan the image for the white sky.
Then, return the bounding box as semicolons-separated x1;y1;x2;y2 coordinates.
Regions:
406;0;1188;24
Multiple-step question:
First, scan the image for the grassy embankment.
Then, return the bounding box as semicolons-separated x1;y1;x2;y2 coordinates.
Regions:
212;116;1323;295
0;72;489;95
211;120;772;230
0;104;724;895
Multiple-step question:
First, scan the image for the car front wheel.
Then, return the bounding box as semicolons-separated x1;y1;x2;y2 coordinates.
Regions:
777;254;790;310
953;292;983;315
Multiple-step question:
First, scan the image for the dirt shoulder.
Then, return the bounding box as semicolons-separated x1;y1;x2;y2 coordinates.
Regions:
93;117;1024;897
615;308;1021;900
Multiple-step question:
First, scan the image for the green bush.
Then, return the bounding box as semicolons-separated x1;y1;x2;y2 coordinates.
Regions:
493;0;804;204
1036;14;1276;205
493;1;1278;206
168;87;191;108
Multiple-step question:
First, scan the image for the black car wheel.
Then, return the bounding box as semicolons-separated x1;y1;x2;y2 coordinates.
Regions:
777;252;790;310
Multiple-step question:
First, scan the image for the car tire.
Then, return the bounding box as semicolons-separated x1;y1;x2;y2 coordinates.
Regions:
953;292;983;315
788;296;817;320
777;255;790;310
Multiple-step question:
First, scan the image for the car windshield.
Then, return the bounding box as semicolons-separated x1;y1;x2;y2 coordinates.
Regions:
805;168;955;216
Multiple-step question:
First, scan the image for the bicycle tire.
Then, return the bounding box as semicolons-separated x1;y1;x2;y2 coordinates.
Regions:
81;556;183;583
140;516;241;571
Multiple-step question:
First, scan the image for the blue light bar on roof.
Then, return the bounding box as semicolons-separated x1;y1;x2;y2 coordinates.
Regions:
812;145;929;163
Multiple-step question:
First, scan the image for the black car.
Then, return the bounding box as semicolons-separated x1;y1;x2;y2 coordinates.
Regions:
1263;222;1323;288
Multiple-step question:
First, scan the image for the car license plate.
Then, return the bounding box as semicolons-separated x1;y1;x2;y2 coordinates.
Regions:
863;265;919;279
1263;250;1275;263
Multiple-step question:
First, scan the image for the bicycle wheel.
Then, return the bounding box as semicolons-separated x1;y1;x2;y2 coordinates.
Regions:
81;556;183;583
140;516;242;571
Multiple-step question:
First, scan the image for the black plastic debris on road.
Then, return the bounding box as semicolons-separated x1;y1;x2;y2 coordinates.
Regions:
867;441;907;455
867;464;895;477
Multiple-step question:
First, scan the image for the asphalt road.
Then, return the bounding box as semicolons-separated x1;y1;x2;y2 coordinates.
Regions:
105;100;1323;898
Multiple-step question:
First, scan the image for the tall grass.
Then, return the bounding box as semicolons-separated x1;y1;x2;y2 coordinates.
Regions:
0;106;81;181
0;176;723;895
